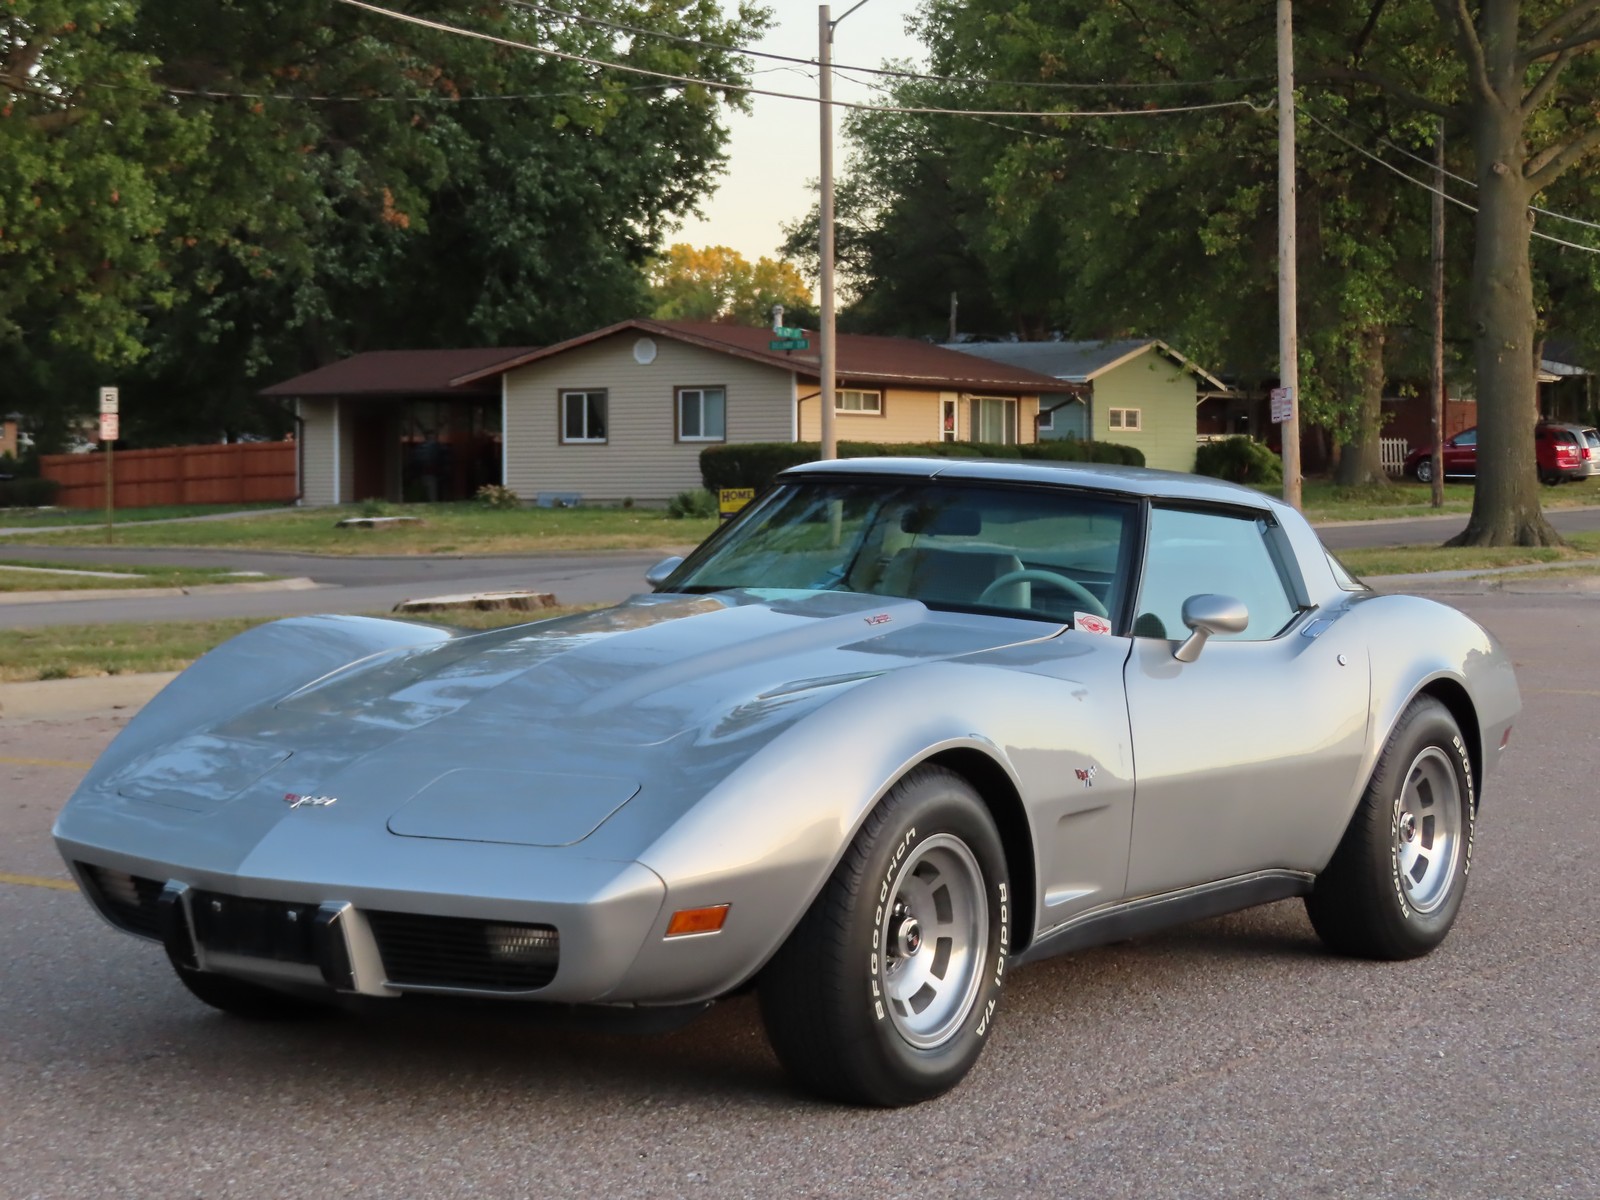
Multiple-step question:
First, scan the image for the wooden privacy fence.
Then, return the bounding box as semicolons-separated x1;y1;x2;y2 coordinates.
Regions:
40;441;298;509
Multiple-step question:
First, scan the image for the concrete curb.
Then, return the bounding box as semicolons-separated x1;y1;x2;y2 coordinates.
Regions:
0;576;324;606
0;672;178;722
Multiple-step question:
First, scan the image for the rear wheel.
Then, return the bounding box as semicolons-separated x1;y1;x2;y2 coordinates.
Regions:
1305;697;1474;960
758;766;1010;1106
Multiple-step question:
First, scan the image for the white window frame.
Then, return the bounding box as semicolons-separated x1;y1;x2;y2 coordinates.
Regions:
835;388;883;415
676;386;727;443
1108;407;1142;431
1037;406;1054;432
559;389;608;444
970;396;1019;445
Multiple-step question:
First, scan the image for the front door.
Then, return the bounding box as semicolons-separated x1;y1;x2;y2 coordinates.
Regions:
1121;505;1369;893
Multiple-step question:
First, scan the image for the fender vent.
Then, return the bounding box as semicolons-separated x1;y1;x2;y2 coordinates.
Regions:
365;911;559;992
77;864;166;940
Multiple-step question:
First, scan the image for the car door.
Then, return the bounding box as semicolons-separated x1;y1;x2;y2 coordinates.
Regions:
1121;505;1370;895
1445;428;1478;476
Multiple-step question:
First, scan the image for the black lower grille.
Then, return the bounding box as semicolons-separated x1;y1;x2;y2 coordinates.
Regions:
366;911;559;992
78;864;165;939
191;891;319;965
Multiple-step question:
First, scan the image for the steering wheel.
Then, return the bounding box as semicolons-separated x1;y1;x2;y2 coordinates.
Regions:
977;569;1107;618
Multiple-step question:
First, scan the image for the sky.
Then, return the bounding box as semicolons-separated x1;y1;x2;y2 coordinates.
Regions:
673;1;926;263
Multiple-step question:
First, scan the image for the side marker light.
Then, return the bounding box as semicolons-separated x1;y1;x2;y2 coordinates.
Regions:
666;904;730;938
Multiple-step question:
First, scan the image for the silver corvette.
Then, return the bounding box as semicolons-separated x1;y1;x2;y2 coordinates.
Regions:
55;459;1520;1105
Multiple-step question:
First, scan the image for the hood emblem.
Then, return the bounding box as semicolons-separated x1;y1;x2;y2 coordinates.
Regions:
284;792;338;809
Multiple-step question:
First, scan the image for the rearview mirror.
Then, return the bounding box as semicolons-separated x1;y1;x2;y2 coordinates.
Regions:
1174;594;1248;663
644;556;684;589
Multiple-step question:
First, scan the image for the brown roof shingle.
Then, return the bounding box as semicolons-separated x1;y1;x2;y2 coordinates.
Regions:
452;320;1061;395
261;347;537;397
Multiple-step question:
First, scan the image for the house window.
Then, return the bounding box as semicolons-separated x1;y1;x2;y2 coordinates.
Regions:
1108;407;1142;431
560;390;608;443
1037;407;1054;432
970;397;1018;444
836;389;883;414
941;398;957;442
677;387;726;442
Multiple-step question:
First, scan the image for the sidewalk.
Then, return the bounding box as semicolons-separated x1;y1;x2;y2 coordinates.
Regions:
0;672;177;722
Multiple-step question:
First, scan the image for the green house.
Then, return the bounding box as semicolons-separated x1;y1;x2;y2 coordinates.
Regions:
944;339;1229;473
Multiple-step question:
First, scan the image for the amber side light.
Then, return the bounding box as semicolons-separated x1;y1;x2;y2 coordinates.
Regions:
665;905;730;937
1500;726;1514;749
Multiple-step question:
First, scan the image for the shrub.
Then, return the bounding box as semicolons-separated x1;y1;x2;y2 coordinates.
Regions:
474;483;522;510
1194;436;1282;486
0;477;61;508
699;438;1146;492
356;497;392;517
666;488;717;519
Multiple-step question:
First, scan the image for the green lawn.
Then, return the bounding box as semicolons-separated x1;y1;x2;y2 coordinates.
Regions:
5;501;718;556
0;501;288;527
1293;477;1600;522
0;560;268;593
1339;531;1600;578
0;605;597;682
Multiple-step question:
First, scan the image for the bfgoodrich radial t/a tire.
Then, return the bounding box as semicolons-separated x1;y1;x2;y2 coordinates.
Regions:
758;766;1010;1106
1305;697;1475;960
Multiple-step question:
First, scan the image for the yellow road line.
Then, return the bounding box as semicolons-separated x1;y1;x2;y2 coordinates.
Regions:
0;756;92;769
0;871;78;893
1523;688;1600;697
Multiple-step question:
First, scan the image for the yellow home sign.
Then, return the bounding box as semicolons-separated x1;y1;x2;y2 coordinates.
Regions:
718;487;755;518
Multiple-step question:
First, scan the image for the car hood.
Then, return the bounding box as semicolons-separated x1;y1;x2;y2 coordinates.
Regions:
91;590;1058;851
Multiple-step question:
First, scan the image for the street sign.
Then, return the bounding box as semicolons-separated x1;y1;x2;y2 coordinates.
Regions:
769;338;810;351
99;386;119;414
1270;385;1293;424
99;412;120;442
772;325;806;339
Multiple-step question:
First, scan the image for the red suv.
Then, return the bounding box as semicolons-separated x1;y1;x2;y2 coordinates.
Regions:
1404;422;1592;485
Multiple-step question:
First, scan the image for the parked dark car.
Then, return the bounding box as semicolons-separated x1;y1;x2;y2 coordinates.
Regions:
1404;422;1591;485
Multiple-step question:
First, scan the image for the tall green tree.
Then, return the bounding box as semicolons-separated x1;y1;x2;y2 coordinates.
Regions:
648;243;813;325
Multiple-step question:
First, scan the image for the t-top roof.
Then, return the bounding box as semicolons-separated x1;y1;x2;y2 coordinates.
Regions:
943;338;1228;391
261;347;537;397
451;319;1063;395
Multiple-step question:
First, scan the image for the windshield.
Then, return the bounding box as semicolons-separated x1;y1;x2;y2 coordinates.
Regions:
667;480;1138;626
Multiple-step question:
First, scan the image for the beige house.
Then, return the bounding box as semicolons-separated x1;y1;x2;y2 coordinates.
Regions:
946;339;1230;473
267;320;1058;505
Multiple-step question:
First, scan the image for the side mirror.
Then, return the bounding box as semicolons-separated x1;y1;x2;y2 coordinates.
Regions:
644;556;684;589
1173;594;1248;663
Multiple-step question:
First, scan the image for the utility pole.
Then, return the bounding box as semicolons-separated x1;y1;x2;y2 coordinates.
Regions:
818;5;839;459
1276;0;1302;509
1430;118;1446;508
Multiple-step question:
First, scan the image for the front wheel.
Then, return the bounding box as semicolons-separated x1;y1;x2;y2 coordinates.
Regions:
1413;459;1434;484
758;766;1010;1106
1305;697;1474;960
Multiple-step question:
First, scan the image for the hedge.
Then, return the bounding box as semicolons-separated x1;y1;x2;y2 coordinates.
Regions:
0;477;61;508
700;438;1145;492
1193;436;1282;486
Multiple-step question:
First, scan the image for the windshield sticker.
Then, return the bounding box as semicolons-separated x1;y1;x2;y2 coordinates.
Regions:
1074;613;1111;636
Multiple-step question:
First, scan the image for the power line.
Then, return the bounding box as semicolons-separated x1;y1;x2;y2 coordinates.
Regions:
335;0;1275;120
1303;110;1600;255
505;0;1274;93
103;79;681;104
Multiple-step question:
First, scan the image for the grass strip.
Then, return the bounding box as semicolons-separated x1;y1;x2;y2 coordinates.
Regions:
0;607;598;682
0;560;268;593
0;501;287;527
1339;531;1600;578
5;501;716;556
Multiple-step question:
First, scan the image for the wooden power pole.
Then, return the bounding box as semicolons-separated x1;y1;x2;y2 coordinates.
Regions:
1277;0;1302;509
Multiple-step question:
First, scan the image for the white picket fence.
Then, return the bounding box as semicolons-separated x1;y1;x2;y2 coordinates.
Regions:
1381;436;1410;476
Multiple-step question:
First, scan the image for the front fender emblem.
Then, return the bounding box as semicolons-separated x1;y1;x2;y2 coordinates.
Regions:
1073;766;1097;788
284;792;338;809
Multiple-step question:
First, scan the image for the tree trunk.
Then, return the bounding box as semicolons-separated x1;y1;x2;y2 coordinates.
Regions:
1335;325;1390;487
1448;25;1563;547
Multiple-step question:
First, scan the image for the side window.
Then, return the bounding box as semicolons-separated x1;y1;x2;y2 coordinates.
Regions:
1453;429;1477;447
1135;507;1298;641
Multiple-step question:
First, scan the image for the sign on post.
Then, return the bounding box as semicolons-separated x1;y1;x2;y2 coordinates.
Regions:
772;326;806;339
98;412;120;441
99;386;120;414
769;337;810;352
718;487;754;520
1270;385;1294;424
99;385;119;543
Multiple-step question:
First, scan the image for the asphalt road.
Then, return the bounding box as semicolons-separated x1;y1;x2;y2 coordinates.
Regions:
3;505;1599;630
1;589;1596;1198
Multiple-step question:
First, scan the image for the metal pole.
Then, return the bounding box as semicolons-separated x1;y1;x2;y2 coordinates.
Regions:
1430;118;1446;508
105;439;115;544
1276;0;1301;509
818;4;838;459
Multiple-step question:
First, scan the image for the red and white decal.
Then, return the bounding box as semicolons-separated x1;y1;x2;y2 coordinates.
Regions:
864;613;893;626
1074;612;1111;636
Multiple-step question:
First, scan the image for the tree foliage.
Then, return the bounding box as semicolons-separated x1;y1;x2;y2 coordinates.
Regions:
648;243;813;325
2;0;769;443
